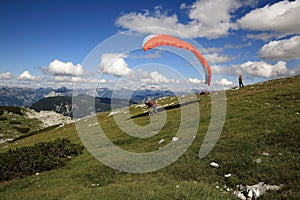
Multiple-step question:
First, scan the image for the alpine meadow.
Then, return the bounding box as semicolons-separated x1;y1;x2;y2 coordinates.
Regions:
0;75;299;200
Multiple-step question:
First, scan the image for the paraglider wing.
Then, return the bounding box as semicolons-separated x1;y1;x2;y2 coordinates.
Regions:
142;34;212;86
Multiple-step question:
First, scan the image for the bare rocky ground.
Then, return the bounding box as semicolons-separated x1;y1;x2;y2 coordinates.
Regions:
25;108;73;127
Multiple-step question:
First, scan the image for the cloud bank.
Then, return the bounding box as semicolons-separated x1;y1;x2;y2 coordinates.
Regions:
214;61;299;78
259;35;300;60
116;0;241;39
237;0;300;35
0;72;12;79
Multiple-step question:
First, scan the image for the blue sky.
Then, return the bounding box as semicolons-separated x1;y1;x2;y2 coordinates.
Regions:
0;0;299;90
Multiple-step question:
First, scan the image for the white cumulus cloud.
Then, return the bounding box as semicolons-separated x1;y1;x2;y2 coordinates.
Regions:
205;47;223;53
116;0;241;39
45;59;85;76
54;76;84;83
150;71;170;83
188;77;204;84
212;60;299;78
206;53;233;63
224;61;291;78
137;70;172;84
53;76;100;86
0;72;12;79
98;79;107;83
99;53;133;77
246;32;285;42
18;70;39;80
216;78;233;86
237;0;300;34
259;35;300;60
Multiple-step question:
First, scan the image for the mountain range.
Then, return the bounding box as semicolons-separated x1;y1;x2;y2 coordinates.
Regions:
0;86;187;117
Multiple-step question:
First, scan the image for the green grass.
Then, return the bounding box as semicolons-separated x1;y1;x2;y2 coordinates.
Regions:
0;76;299;199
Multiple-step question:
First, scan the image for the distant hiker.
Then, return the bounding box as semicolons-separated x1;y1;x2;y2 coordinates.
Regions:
239;75;244;88
145;98;158;114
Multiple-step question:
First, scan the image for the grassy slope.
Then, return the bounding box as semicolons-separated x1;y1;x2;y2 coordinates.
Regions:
0;76;299;199
0;107;43;140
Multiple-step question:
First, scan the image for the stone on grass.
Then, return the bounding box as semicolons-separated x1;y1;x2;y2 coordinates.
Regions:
224;173;231;178
254;158;261;164
158;139;165;144
262;152;270;156
210;162;219;168
234;182;282;200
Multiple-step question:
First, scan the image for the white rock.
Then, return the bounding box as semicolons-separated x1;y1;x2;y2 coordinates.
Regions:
25;109;73;127
108;111;119;117
210;162;219;168
225;173;231;178
262;152;270;156
151;131;160;134
234;191;247;200
172;137;179;142
234;182;282;200
158;139;165;144
254;158;261;164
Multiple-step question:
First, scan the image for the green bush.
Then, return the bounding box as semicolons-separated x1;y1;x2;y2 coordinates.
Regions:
9;120;21;124
0;106;23;115
0;138;84;181
12;124;62;142
16;127;30;133
0;116;7;121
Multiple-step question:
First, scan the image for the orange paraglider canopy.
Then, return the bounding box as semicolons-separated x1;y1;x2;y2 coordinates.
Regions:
142;34;212;86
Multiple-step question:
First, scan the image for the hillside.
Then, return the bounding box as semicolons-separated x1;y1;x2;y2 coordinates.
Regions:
0;106;73;144
0;76;299;199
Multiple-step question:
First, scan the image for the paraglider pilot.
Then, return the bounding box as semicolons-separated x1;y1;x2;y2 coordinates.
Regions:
145;97;158;114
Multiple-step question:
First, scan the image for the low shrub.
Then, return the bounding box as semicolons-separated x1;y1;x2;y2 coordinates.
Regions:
12;124;62;142
9;120;21;124
16;127;30;133
0;116;7;121
0;138;84;181
0;106;23;116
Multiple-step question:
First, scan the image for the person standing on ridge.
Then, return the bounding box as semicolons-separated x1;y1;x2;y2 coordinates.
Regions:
239;75;244;88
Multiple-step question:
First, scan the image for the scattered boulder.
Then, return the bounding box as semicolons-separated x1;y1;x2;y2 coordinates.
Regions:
234;182;282;200
25;109;73;127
